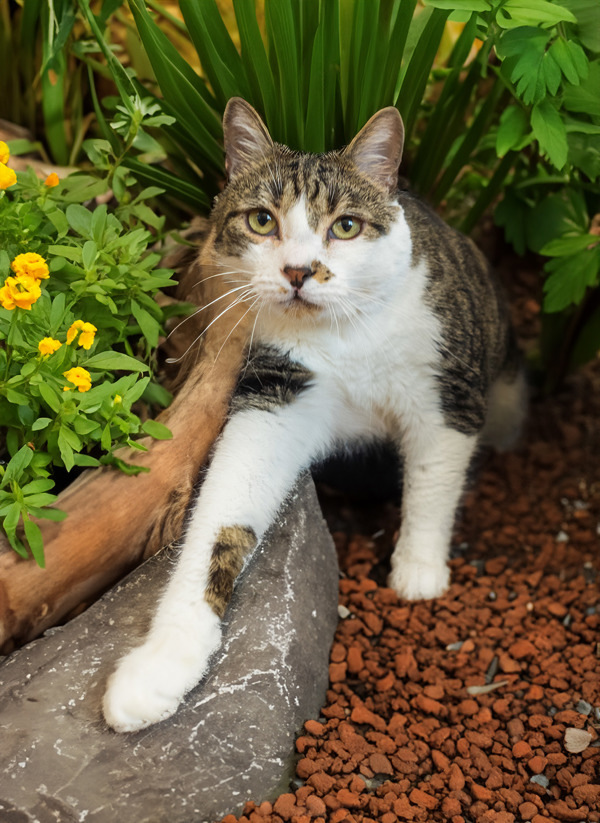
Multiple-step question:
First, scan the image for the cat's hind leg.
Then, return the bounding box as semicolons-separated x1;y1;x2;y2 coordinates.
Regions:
103;386;334;732
388;424;478;601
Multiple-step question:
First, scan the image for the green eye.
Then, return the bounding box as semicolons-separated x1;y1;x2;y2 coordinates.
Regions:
247;209;277;236
330;216;362;240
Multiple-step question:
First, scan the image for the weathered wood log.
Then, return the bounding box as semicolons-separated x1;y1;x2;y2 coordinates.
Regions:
0;232;252;653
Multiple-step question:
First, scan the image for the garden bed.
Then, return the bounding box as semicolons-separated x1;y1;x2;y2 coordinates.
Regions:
220;258;600;823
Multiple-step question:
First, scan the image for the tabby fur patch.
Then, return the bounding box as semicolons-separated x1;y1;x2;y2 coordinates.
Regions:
204;525;257;618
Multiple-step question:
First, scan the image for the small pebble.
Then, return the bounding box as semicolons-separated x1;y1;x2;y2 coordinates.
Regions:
337;605;351;619
576;699;592;716
530;774;550;790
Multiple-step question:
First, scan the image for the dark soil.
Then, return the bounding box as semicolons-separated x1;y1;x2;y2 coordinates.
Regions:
220;258;600;823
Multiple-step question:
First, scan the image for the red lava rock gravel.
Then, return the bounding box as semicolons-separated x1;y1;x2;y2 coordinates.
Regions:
220;264;599;823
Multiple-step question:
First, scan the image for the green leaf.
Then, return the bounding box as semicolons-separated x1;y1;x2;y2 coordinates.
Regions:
424;0;490;8
65;203;93;238
84;351;149;373
179;0;251;108
531;100;568;169
548;37;588;86
141;419;173;440
2;445;34;486
38;383;61;413
131;300;160;348
31;417;53;431
82;240;98;271
543;247;600;311
497;27;551;105
498;0;576;28
233;0;278;130
22;513;45;567
540;234;599;256
21;478;55;495
564;61;600;118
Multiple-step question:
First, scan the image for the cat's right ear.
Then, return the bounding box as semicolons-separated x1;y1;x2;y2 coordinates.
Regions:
223;98;274;180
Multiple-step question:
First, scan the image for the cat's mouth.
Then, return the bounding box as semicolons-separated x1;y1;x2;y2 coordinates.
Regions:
285;291;321;312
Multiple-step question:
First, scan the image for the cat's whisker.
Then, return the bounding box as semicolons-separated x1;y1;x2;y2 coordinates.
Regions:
212;292;261;367
243;298;264;377
167;284;252;340
166;290;255;364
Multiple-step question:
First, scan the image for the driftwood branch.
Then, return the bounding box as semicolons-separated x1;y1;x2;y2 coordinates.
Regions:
0;231;251;653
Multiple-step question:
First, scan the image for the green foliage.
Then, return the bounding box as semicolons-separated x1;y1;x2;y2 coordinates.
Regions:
77;0;599;383
0;135;182;565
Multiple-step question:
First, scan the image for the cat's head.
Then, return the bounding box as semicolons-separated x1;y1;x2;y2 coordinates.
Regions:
209;98;408;332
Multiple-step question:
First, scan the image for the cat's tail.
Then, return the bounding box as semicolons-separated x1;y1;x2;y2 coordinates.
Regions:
481;340;528;451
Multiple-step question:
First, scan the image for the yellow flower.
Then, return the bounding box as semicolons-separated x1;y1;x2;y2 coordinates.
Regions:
0;163;17;190
0;275;41;310
38;337;62;356
66;319;97;350
11;252;49;281
63;367;92;393
113;394;122;405
0;141;9;165
44;172;60;187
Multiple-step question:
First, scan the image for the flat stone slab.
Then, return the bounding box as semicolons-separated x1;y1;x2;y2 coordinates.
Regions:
0;475;338;823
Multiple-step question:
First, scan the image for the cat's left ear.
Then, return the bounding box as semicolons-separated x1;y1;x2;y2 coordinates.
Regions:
223;97;274;180
344;107;404;193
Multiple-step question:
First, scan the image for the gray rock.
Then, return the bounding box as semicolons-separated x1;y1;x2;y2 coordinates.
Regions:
0;475;338;823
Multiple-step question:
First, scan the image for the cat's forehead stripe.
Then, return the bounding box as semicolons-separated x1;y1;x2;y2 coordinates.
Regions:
214;146;397;235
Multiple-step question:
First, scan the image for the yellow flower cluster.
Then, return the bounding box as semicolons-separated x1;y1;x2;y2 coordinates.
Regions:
66;319;97;350
0;140;16;190
0;253;49;311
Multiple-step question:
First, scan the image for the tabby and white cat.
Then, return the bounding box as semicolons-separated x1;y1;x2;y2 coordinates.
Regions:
103;98;525;732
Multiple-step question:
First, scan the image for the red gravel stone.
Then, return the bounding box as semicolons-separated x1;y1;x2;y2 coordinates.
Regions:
511;741;532;759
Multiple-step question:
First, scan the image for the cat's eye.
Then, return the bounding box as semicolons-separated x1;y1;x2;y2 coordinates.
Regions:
247;209;277;236
330;216;362;240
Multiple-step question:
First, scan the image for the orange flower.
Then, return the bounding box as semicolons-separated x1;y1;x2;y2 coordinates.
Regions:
0;275;41;310
66;320;97;350
0;163;17;190
11;252;49;281
44;172;60;187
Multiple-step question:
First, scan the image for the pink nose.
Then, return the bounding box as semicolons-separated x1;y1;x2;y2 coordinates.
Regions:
282;265;313;289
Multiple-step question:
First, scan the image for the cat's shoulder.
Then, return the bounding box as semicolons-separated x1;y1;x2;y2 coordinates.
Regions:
394;187;488;277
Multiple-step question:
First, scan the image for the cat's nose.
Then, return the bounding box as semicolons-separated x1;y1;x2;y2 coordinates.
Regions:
282;265;313;289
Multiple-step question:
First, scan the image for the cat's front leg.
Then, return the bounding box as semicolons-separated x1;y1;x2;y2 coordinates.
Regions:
103;387;334;732
388;425;477;601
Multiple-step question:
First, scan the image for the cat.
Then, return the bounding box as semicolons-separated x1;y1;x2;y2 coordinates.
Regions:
102;97;526;732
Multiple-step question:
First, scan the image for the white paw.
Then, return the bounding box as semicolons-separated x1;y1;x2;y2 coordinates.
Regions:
388;558;449;601
103;621;221;733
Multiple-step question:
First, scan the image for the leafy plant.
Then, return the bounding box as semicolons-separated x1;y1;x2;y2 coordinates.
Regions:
0;138;180;565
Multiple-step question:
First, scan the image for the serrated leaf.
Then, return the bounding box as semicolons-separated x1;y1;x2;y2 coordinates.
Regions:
543;247;600;311
541;234;598;256
499;0;576;27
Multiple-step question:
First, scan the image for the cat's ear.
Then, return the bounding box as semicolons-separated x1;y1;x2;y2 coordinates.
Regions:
223;98;274;180
344;107;404;192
